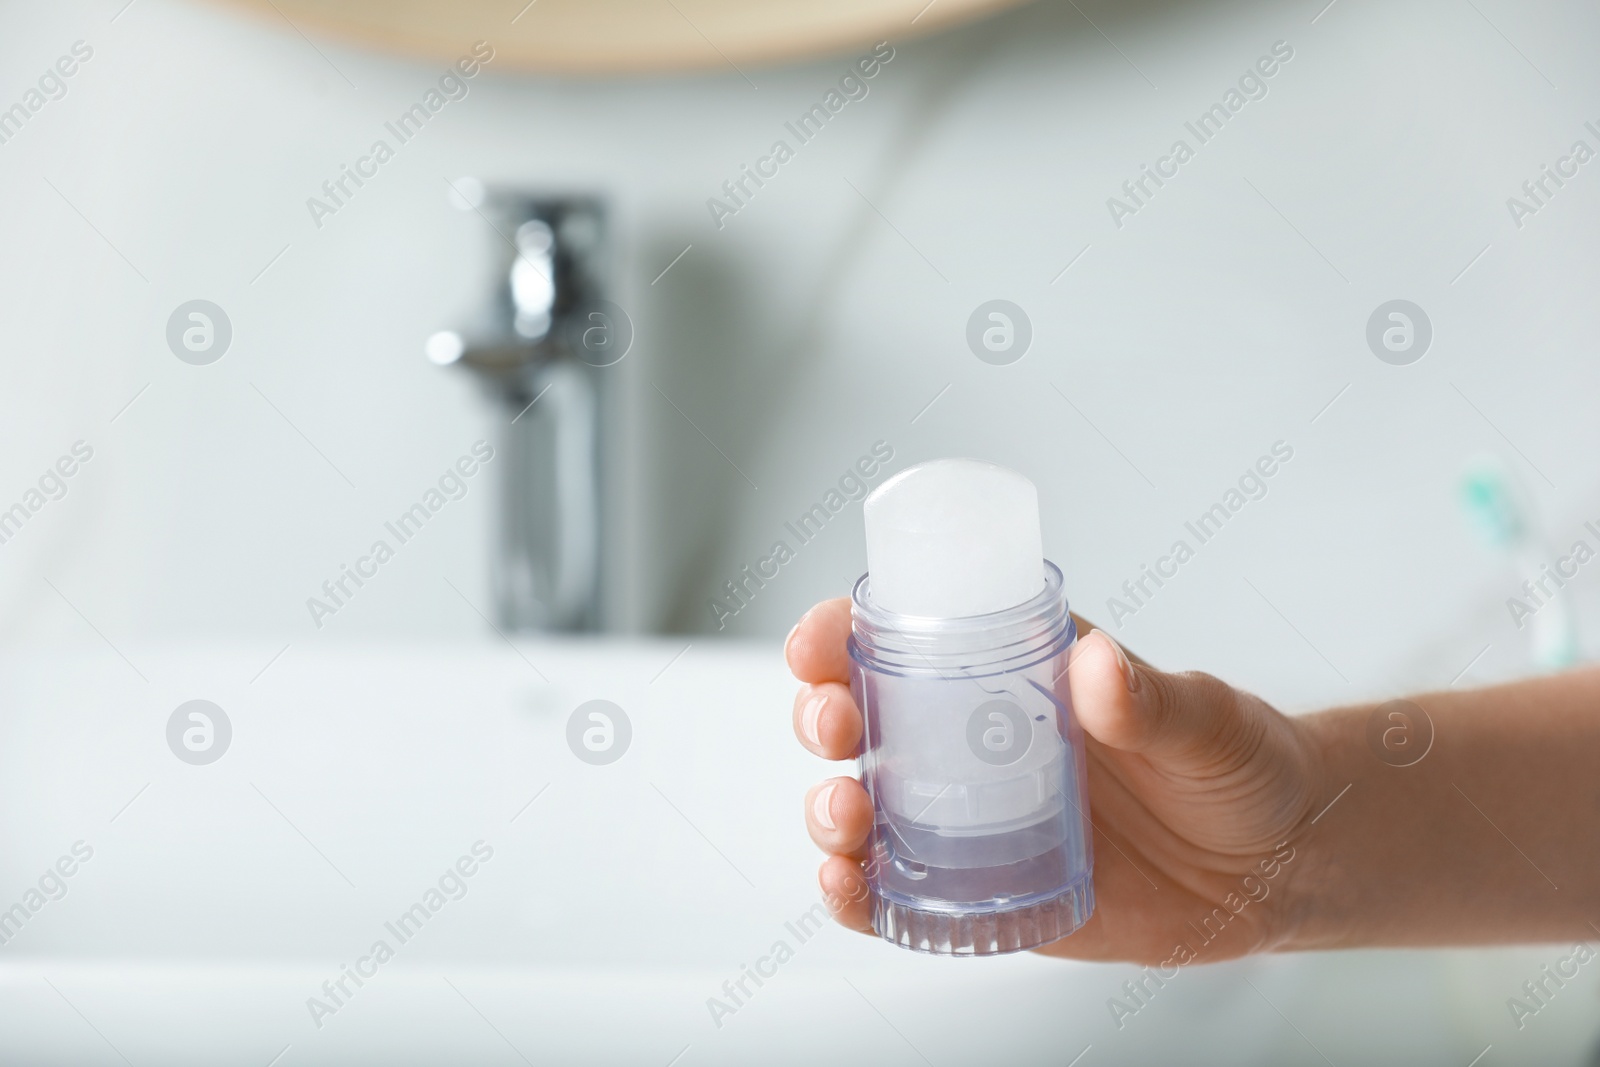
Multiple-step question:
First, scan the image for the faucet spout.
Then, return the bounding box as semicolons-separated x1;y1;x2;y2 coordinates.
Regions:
429;191;616;632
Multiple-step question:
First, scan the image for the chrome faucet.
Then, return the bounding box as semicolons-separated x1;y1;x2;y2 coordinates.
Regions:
428;188;625;632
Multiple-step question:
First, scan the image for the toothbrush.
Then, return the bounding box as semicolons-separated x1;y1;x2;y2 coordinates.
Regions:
1461;461;1578;670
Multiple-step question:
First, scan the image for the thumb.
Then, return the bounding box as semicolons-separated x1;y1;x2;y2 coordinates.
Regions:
1066;629;1241;762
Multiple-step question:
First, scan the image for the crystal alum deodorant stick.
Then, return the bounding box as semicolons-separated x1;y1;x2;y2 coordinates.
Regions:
849;459;1094;955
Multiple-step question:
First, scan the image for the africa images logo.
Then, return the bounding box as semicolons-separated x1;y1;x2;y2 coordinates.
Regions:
966;699;1034;766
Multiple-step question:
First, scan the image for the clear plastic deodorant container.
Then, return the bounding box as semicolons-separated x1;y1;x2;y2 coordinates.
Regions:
848;459;1094;956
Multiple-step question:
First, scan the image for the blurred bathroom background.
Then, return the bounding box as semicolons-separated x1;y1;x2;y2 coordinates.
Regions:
2;0;1599;1062
4;0;1600;707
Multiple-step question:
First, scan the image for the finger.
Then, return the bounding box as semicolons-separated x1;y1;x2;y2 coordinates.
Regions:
1066;629;1241;761
818;854;874;934
792;682;863;760
804;776;872;856
785;598;852;685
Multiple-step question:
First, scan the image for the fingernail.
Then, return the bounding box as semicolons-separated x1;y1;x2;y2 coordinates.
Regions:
784;609;811;662
812;781;837;831
1103;633;1141;694
1070;630;1139;693
800;692;827;748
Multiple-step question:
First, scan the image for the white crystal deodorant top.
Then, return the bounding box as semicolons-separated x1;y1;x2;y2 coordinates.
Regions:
862;459;1045;618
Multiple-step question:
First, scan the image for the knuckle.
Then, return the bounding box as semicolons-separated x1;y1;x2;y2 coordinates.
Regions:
1163;670;1242;749
1178;670;1268;767
1139;667;1189;734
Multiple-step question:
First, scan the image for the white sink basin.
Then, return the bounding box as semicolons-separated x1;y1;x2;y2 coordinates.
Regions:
0;641;1594;1064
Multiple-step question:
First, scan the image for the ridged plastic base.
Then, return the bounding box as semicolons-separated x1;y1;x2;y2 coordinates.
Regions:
871;876;1094;957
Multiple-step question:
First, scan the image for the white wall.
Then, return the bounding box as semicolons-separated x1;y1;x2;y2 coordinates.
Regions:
2;0;1598;711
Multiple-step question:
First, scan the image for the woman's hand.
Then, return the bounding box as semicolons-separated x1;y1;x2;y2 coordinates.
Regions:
786;598;1326;964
